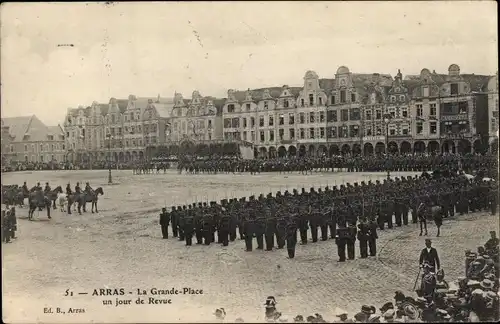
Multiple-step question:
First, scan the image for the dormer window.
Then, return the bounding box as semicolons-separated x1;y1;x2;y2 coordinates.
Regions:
309;94;314;106
301;99;305;107
264;102;269;110
284;100;289;108
228;104;235;113
318;97;323;106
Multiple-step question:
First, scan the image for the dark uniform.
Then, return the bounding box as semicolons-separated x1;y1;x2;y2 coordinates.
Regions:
347;223;357;260
285;219;298;259
368;220;378;256
171;206;179;237
66;183;72;195
357;222;369;258
336;226;348;262
44;183;51;194
159;208;170;239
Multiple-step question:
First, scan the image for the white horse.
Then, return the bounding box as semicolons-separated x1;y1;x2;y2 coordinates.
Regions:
57;193;68;212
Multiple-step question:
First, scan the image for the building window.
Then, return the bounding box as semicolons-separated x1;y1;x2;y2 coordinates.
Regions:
327;110;337;122
243;131;247;141
284;100;289;108
269;116;274;126
279;128;284;140
224;118;231;128
228;104;235;113
416;122;423;134
250;117;255;127
350;125;360;137
289;129;295;140
389;125;396;136
430;104;437;116
376;128;382;135
401;108;408;118
299;113;305;124
351;93;356;102
260;131;265;142
331;96;336;105
375;109;382;120
365;126;372;136
365;110;372;120
319;111;325;123
327;126;337;138
350;108;360;121
309;94;314;106
10;145;14;153
391;96;396;103
430;122;437;134
399;95;405;102
40;155;44;162
246;103;251;111
389;107;396;119
423;87;429;97
40;144;43;152
320;127;325;138
25;155;28;162
300;128;305;139
340;90;346;103
259;116;265;127
279;115;284;125
401;125;409;135
269;130;274;141
318;97;323;106
264;101;269;110
416;104;423;117
232;118;240;128
309;112;315;123
309;128;315;139
340;126;348;138
24;144;28;152
301;99;305;107
450;83;459;95
288;113;295;125
341;109;349;121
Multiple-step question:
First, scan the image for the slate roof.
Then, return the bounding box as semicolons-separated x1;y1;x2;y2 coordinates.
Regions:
2;115;55;142
47;125;64;136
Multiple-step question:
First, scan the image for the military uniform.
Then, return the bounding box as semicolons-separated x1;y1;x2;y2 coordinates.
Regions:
357;222;369;258
347;223;357;260
159;207;170;239
285;219;298;258
336;226;348;262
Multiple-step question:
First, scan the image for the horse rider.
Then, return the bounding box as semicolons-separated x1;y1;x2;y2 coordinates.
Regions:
66;183;72;195
84;182;93;194
36;182;42;191
75;182;81;195
22;181;28;193
44;182;51;194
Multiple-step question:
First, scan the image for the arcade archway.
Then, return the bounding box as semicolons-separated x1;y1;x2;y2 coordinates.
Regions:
363;143;374;156
441;140;455;154
388;141;398;154
288;145;297;157
277;146;287;158
400;141;411;154
317;145;327;157
375;142;385;154
427;141;440;154
458;139;472;155
414;141;425;153
308;145;315;157
298;145;306;157
352;144;362;156
341;144;351;155
268;146;277;158
329;144;340;157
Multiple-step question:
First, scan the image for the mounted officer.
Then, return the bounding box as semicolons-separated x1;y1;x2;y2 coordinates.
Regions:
44;182;51;194
75;182;81;195
66;182;72;195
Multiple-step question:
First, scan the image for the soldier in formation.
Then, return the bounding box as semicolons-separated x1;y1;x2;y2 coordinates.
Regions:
158;170;496;261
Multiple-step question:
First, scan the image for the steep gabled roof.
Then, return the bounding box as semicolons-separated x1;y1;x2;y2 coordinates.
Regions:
48;125;64;136
2;116;33;142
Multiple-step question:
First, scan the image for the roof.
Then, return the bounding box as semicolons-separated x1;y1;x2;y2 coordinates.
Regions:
152;102;175;118
232;87;302;102
461;74;491;92
47;125;64;136
2;116;33;142
2;115;53;142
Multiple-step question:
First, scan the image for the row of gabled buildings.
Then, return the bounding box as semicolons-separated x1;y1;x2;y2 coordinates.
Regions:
2;64;497;165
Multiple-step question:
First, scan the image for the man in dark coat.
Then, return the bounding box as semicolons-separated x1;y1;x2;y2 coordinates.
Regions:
347;223;357;260
171;206;178;237
419;239;440;273
159;207;170;239
357;221;369;258
285;218;298;259
335;225;348;262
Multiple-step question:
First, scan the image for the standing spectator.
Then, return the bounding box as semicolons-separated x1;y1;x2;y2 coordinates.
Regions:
419;239;440;272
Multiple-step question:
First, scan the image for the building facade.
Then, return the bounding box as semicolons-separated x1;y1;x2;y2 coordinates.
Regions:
488;73;499;149
1;115;65;164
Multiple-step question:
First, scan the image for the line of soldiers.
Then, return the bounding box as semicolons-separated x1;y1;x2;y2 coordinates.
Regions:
174;153;498;176
159;169;498;261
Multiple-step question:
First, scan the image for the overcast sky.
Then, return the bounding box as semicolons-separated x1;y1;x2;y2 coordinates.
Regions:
1;1;498;126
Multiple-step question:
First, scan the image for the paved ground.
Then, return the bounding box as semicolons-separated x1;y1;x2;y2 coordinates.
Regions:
1;170;497;323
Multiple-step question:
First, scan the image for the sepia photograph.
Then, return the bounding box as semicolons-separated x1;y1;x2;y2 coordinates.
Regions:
1;1;498;323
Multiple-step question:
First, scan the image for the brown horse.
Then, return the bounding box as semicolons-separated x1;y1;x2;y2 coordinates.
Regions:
45;186;63;209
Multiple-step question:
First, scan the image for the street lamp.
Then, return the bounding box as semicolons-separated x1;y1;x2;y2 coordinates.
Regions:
106;133;113;184
383;113;392;180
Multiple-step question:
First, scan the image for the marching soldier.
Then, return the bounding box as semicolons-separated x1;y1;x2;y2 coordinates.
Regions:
178;206;186;241
159;207;170;239
171;206;179;238
219;213;230;247
402;194;410;226
264;206;276;251
276;213;287;249
309;206;319;243
2;209;11;243
183;211;194;246
203;208;214;245
394;196;403;227
319;208;329;241
255;215;265;250
417;197;429;236
298;209;309;245
243;211;254;252
194;204;203;244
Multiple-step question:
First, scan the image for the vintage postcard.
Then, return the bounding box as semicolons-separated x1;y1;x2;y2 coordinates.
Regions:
1;1;498;323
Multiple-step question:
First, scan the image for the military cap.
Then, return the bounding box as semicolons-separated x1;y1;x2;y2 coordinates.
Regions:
198;202;203;207
249;196;255;201
310;187;315;192
258;194;264;201
267;193;273;198
210;201;216;206
177;206;182;209
301;188;306;192
203;202;207;206
172;206;176;210
162;207;166;211
325;186;330;191
276;191;282;196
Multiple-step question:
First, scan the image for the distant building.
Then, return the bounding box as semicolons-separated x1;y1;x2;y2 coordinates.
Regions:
487;73;499;150
1;115;65;164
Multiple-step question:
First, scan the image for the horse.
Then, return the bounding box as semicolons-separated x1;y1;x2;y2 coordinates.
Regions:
67;187;104;214
57;193;68;212
81;187;104;213
28;191;51;220
44;186;63;209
